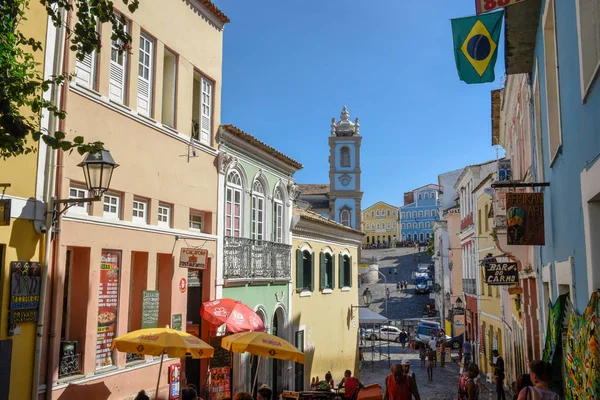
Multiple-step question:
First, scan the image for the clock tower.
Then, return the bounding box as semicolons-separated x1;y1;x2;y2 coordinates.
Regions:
329;106;362;230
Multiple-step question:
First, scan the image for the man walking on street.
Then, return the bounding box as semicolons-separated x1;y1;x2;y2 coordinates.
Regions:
490;349;505;400
428;336;437;366
384;363;420;400
399;329;408;349
463;338;472;368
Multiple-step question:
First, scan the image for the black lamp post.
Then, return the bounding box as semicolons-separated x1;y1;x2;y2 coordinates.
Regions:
455;297;464;310
78;150;119;198
363;288;372;307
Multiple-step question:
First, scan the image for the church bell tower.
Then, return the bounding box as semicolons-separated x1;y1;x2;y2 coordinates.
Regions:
329;106;362;230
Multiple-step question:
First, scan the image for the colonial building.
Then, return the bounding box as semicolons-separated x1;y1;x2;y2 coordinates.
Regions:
0;2;52;398
291;207;363;390
361;201;400;247
400;184;441;243
42;1;230;398
297;106;363;230
216;124;302;396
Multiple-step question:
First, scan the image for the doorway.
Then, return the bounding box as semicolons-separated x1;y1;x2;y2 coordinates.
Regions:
185;270;202;391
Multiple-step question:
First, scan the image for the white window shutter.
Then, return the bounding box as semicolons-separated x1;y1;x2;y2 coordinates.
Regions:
137;34;153;117
200;78;212;144
109;60;125;102
75;52;95;87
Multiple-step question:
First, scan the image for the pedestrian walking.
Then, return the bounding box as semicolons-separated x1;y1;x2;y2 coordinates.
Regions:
399;329;408;349
512;374;532;400
428;336;438;366
490;349;506;400
383;364;420;400
426;349;434;382
516;361;559;400
440;340;446;367
463;338;472;368
401;359;420;399
419;344;426;368
458;363;481;400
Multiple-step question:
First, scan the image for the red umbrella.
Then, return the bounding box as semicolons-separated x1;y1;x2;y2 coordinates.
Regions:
200;298;265;333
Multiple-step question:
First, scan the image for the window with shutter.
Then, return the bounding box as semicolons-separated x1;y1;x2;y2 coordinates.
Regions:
109;17;127;103
319;253;326;290
296;249;304;290
137;33;154;117
75;52;97;88
200;77;212;145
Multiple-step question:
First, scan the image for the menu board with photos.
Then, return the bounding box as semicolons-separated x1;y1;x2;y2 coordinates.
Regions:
210;367;231;400
96;250;121;369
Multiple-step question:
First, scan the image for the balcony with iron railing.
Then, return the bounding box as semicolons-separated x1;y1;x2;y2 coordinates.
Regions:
460;213;474;231
223;236;292;282
462;278;477;295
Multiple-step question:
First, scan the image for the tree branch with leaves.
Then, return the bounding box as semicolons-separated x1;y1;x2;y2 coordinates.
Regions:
0;0;140;159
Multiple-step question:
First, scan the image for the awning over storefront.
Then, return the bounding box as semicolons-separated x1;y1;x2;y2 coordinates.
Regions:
359;308;388;324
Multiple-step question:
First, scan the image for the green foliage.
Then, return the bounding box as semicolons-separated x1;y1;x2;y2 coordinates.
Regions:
0;0;140;159
426;233;435;256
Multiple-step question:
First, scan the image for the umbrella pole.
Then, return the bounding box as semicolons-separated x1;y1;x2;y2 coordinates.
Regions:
155;352;165;400
251;356;262;395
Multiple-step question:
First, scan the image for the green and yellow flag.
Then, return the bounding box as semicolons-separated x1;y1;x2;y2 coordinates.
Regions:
451;11;504;84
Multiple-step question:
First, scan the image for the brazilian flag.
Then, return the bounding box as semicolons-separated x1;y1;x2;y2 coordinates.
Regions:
451;11;504;84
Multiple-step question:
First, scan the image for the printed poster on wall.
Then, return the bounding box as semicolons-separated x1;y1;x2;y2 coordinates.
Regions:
506;192;545;245
96;250;121;369
9;261;41;323
210;367;231;400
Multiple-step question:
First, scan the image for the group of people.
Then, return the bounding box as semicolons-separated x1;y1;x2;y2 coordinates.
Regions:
458;360;559;400
311;370;364;399
395;281;409;292
134;383;202;400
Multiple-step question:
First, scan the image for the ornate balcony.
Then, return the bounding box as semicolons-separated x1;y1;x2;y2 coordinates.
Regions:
460;213;474;231
224;236;292;282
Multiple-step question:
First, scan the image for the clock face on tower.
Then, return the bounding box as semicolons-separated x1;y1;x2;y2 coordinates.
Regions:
338;173;352;187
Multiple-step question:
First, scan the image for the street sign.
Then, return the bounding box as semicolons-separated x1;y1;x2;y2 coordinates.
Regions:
483;262;519;285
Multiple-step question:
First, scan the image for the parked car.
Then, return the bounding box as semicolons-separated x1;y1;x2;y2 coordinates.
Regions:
444;333;464;349
363;326;403;342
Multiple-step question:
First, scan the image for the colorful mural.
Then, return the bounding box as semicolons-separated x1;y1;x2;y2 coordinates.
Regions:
542;293;568;396
565;291;600;400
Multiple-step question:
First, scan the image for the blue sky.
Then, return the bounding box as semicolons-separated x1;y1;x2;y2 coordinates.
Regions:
213;0;505;208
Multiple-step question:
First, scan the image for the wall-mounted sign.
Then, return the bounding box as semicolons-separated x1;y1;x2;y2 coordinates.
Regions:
172;314;183;331
179;248;208;269
9;261;41;323
497;159;513;181
506;192;545;245
179;278;187;293
475;0;529;15
0;199;11;226
483;262;519;285
169;363;181;400
141;290;160;329
96;250;121;369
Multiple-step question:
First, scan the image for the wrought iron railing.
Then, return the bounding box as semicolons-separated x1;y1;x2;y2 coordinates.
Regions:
462;278;477;295
224;236;291;281
58;353;82;378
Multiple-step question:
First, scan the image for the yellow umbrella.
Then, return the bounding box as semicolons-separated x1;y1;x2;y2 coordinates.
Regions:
221;332;305;393
111;326;213;399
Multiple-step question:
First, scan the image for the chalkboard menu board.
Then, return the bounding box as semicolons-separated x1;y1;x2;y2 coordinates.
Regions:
172;314;182;331
209;337;231;368
142;290;160;329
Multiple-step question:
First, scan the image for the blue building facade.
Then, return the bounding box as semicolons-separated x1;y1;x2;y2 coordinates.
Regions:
400;184;441;243
523;0;600;318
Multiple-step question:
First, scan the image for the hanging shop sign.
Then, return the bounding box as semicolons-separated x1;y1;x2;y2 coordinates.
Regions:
475;0;529;15
96;250;121;370
508;287;523;295
483;262;519;285
506;192;545;245
179;248;208;269
0;199;11;226
9;261;41;323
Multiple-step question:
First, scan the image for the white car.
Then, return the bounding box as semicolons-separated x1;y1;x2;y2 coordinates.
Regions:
364;326;403;342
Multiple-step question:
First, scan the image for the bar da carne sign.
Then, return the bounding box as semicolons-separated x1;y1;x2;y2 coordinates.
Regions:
484;262;518;285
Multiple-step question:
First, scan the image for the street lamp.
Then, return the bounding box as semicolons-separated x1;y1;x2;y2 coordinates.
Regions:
52;150;119;224
455;297;464;310
363;288;372;307
78;150;119;198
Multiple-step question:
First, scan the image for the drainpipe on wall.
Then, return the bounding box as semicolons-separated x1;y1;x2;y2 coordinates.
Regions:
31;7;66;400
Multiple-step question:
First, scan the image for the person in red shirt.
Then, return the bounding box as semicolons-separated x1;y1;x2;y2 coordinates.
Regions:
338;370;363;399
383;364;420;400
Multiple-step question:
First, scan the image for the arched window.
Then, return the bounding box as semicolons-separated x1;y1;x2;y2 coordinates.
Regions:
388;235;391;243
426;222;431;228
425;210;430;217
371;223;375;230
251;180;265;240
340;209;351;227
273;188;284;243
407;234;412;241
340;146;351;167
413;212;417;218
376;223;380;229
225;170;242;237
366;236;370;243
341;254;352;287
402;223;405;229
402;234;406;241
376;210;380;216
371;211;375;217
387;210;391;216
424;193;429;199
413;222;417;229
392;222;396;228
418;193;422;200
420;233;424;242
371;236;375;243
418;211;423;217
426;233;430;240
401;212;405;218
432;210;437;217
387;222;391;229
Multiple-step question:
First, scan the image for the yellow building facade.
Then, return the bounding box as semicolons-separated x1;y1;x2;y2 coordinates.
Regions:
474;179;504;381
292;208;363;389
0;2;50;398
362;201;399;247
